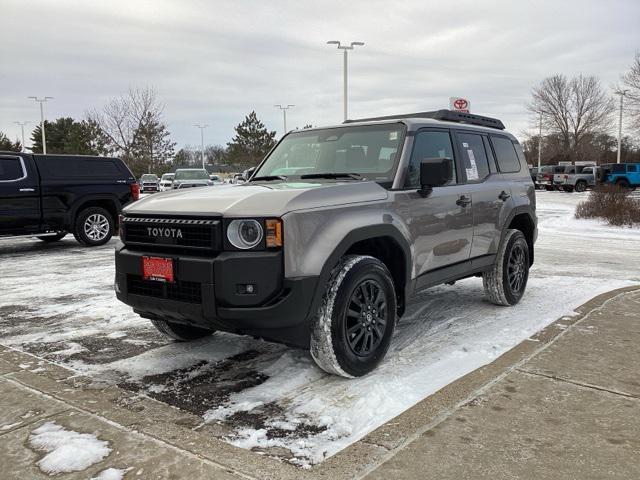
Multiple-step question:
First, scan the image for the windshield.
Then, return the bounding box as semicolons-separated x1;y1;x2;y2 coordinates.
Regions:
161;174;174;180
175;170;209;180
141;174;157;181
252;124;405;182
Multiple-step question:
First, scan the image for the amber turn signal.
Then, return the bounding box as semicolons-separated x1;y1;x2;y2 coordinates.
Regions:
265;219;283;248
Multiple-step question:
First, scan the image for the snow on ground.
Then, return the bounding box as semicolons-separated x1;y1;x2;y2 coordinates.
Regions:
1;190;639;466
28;421;111;474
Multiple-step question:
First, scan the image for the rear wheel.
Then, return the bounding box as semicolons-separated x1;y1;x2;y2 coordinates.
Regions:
562;186;574;193
150;319;215;341
574;181;587;193
617;179;631;190
73;207;114;246
37;233;67;243
483;229;530;306
310;255;396;378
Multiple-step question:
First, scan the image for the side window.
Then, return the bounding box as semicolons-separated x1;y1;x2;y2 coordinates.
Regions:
612;164;625;174
628;164;637;173
457;133;490;182
0;157;25;181
491;136;521;173
406;130;456;188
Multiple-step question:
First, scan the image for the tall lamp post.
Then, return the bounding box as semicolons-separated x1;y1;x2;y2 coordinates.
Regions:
194;124;209;169
614;89;628;164
537;113;543;170
14;121;30;152
326;41;364;121
28;96;53;154
274;104;295;135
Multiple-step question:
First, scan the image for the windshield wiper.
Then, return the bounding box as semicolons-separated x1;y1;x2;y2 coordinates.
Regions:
300;172;363;180
251;175;288;182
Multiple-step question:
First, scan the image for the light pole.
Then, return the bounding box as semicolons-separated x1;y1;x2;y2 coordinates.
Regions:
614;89;628;164
274;104;295;135
537;113;542;170
194;124;209;169
327;41;364;121
28;96;53;154
14;121;30;152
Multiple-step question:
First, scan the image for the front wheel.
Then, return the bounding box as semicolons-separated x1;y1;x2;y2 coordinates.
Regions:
483;229;530;306
150;319;215;341
310;255;396;378
73;207;114;246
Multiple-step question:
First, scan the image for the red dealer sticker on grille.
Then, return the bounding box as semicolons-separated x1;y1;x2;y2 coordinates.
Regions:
142;256;174;283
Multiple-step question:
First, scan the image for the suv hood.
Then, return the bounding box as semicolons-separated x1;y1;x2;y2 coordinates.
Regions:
124;181;388;217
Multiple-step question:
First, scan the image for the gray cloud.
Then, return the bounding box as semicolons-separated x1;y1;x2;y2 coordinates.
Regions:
1;0;639;149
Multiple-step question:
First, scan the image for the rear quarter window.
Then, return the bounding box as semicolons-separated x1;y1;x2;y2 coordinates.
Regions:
0;157;25;181
491;136;521;173
38;156;123;178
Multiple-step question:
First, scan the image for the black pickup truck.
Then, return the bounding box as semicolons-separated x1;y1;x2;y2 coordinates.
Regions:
0;152;138;246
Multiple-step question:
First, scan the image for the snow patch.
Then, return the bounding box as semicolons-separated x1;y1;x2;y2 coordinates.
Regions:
91;467;132;480
28;421;111;474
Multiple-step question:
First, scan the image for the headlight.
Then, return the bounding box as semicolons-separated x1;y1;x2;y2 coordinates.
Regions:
227;219;263;249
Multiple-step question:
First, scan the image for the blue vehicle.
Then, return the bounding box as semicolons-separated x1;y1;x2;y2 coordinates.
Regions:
601;163;640;189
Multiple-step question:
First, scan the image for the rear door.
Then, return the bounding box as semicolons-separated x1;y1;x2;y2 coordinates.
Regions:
0;154;41;233
402;128;473;275
453;131;508;259
627;164;640;186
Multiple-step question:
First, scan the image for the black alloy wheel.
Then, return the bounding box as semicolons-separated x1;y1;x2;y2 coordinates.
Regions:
345;279;388;357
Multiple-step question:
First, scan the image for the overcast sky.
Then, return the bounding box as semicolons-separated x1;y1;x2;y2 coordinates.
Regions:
2;0;639;150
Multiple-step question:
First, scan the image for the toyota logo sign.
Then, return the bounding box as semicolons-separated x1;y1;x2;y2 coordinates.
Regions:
449;97;470;113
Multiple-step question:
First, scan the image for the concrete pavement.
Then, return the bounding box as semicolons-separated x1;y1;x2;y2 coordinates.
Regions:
0;286;638;479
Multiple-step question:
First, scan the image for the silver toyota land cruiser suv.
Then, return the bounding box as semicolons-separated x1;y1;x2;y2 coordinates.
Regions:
115;110;537;377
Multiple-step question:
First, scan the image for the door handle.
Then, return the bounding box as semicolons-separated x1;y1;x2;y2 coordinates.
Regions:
19;188;35;192
498;191;511;201
456;195;471;207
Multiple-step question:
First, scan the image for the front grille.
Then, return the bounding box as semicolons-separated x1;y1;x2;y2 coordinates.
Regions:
127;275;202;303
122;217;221;252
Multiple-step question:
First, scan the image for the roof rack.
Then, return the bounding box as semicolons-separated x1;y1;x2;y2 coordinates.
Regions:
343;109;505;130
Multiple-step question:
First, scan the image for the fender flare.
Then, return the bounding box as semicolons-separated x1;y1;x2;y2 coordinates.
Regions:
67;194;123;227
309;224;413;317
501;205;537;263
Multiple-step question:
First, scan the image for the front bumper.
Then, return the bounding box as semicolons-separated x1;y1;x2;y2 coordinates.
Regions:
114;246;318;348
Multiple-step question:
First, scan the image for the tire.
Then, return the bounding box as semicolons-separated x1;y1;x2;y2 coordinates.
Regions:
310;255;397;378
73;207;114;246
150;319;215;341
617;179;630;190
562;186;573;193
574;181;587;193
483;229;530;306
544;185;553;191
37;233;67;243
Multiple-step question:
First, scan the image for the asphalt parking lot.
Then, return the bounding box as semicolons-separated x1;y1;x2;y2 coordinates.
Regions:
1;190;639;472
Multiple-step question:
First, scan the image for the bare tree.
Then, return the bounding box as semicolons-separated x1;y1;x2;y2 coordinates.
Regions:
87;87;165;162
528;74;614;159
621;52;640;132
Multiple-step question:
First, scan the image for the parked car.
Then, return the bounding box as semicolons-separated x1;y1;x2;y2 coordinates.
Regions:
209;174;224;185
529;167;538;186
0;152;137;246
139;174;159;193
115;109;536;377
172;169;212;189
559;165;596;192
536;165;564;190
159;173;175;191
600;163;640;189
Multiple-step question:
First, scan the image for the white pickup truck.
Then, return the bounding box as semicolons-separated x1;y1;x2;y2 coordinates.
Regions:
556;165;597;192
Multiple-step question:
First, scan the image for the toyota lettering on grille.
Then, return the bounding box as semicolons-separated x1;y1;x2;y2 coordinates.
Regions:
147;227;183;239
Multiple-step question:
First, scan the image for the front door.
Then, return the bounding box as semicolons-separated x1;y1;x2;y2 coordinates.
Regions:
401;129;473;277
0;155;41;233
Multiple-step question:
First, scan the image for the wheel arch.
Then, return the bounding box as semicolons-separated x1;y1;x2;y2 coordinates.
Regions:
503;208;536;266
70;195;121;230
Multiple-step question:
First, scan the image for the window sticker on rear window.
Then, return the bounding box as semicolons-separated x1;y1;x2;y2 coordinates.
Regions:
389;131;398;141
466;149;479;180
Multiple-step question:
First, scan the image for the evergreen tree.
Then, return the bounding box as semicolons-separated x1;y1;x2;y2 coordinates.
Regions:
130;111;176;175
30;118;108;155
226;111;276;167
0;132;22;152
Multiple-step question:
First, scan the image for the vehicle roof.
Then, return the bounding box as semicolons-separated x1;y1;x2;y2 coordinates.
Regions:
296;115;518;141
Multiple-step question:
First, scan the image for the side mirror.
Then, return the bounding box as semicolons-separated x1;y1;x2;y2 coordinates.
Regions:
419;157;453;196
